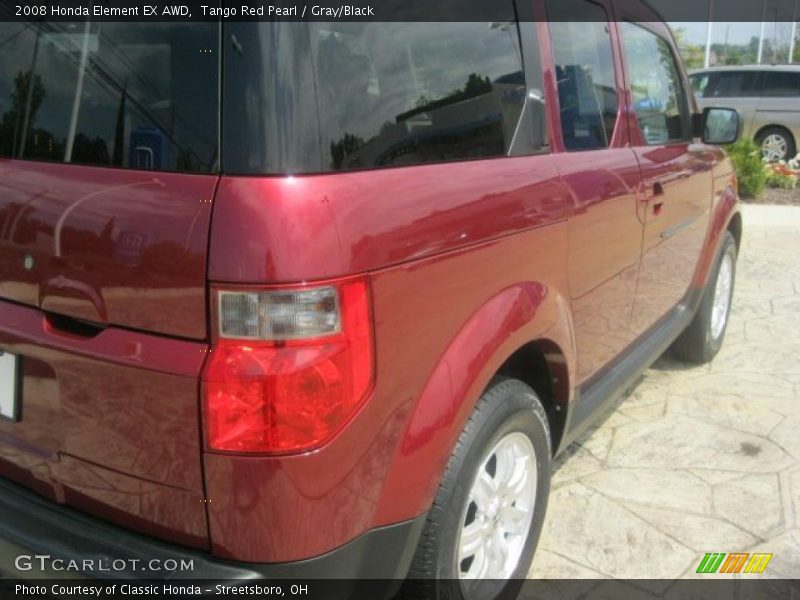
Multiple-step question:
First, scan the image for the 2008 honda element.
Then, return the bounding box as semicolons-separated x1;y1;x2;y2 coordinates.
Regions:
0;1;741;598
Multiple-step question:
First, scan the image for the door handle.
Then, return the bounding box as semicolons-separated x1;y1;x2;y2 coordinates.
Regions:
639;181;665;202
644;181;665;216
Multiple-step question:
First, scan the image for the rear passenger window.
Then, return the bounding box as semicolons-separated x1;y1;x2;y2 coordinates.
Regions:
762;71;800;97
0;18;219;173
224;16;542;174
548;0;619;151
621;22;690;146
316;22;528;171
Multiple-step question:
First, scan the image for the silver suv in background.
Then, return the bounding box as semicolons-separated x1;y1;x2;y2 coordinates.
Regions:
690;65;800;162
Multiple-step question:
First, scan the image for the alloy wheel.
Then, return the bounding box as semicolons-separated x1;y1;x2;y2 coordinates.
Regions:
456;431;537;589
762;134;789;162
710;252;733;341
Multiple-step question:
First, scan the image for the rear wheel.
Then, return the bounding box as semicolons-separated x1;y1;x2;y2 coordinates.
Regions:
402;379;551;600
671;231;737;364
757;127;796;163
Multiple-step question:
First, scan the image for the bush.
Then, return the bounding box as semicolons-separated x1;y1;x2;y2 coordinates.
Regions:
726;138;766;198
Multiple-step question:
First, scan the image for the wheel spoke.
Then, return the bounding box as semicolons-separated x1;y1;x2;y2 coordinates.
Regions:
488;531;509;578
459;520;484;557
505;455;530;495
494;445;514;486
461;540;489;580
473;469;496;507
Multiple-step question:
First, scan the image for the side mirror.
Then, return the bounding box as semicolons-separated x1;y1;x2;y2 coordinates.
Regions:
695;107;740;145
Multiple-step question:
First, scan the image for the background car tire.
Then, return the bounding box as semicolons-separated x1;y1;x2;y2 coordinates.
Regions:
671;231;737;364
401;378;551;600
756;127;796;163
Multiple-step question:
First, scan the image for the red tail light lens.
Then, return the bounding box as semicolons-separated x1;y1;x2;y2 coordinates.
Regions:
202;278;373;454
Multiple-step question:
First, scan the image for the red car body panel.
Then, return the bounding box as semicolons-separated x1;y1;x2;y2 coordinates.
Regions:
0;10;742;568
0;160;216;339
208;157;567;284
205;159;574;561
0;160;214;548
0;298;209;548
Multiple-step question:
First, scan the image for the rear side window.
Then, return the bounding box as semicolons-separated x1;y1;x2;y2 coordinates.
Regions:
548;0;619;151
621;22;690;146
707;71;757;98
224;16;543;174
0;17;219;173
761;71;800;97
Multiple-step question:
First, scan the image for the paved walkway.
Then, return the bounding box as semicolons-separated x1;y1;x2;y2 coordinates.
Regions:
529;204;800;580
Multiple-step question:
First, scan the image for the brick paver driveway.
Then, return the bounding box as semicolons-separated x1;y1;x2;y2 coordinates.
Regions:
529;204;800;580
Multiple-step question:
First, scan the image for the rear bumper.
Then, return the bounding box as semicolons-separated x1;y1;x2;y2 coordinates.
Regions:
0;476;425;587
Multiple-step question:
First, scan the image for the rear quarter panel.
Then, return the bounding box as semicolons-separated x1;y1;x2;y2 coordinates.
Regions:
205;156;576;562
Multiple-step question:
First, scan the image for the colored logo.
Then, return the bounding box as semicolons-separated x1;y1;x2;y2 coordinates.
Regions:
696;552;773;574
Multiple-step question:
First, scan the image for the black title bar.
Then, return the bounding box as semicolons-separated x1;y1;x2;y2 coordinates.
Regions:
2;0;800;22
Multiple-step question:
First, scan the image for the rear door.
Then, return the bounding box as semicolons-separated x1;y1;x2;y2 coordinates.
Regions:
0;16;219;546
616;18;716;333
547;0;645;384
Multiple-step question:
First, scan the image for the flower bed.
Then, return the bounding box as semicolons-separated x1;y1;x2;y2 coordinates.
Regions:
764;158;800;190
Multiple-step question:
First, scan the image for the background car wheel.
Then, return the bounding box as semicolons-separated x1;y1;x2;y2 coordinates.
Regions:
402;378;551;600
671;231;737;364
756;127;796;163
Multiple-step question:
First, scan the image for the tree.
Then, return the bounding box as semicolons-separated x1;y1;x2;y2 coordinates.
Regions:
0;70;46;156
671;28;705;69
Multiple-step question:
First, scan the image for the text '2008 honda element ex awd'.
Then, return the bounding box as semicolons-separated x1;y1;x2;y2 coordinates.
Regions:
0;0;742;598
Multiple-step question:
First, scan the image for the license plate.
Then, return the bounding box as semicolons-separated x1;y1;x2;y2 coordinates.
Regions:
0;351;20;421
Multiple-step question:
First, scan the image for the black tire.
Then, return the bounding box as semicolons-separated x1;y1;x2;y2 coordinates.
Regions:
671;231;737;364
401;378;551;600
756;126;796;163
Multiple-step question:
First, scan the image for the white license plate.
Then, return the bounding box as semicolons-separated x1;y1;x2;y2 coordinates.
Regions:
0;351;20;421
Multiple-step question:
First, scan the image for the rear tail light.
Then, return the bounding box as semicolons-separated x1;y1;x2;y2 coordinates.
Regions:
202;277;373;454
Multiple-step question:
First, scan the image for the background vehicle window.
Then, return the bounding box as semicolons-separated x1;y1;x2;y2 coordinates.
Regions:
707;71;757;98
548;0;619;151
690;73;711;98
0;17;219;173
761;71;800;98
621;22;690;146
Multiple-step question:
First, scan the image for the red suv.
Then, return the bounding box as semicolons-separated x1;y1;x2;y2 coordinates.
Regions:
0;1;741;597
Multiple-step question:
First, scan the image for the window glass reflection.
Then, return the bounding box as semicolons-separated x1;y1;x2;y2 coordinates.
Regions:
224;19;537;174
549;0;619;151
622;22;690;145
315;22;528;171
0;19;219;173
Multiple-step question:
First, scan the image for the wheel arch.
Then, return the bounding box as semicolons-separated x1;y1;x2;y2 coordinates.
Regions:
692;178;741;289
727;210;743;251
373;281;575;525
495;339;570;455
